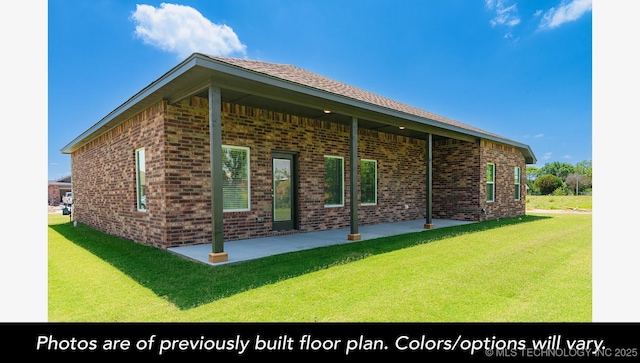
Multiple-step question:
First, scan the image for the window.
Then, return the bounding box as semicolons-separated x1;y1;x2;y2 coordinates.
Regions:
486;163;495;202
222;145;250;212
135;147;146;211
514;166;521;201
324;156;344;207
360;159;377;205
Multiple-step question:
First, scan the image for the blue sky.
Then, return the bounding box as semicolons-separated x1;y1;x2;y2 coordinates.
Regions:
47;0;593;180
4;1;640;322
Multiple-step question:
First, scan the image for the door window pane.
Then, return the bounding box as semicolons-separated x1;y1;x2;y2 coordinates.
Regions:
273;158;291;221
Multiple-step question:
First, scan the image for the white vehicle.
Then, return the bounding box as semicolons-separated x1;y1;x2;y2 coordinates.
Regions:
62;192;73;205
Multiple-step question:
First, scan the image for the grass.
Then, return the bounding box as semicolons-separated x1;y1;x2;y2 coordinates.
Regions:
526;194;592;211
48;211;591;322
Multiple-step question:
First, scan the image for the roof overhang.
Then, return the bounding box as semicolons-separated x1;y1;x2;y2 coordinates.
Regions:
61;53;536;164
48;181;72;187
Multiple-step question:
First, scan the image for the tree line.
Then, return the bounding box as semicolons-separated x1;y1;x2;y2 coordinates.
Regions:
526;160;592;196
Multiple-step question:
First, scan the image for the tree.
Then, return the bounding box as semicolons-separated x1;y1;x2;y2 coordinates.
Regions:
534;174;563;195
526;166;540;181
566;173;591;195
539;161;575;182
526;179;540;195
575;160;592;179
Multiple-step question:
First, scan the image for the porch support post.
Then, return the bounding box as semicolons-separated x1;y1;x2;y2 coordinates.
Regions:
348;116;361;241
424;133;434;229
208;84;228;262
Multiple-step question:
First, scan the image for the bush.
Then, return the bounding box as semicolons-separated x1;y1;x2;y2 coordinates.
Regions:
534;174;563;195
552;187;568;196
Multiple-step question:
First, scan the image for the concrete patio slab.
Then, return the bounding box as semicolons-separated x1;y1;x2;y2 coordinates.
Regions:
168;218;473;267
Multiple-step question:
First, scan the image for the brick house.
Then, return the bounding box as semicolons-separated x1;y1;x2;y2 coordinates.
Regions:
48;175;72;205
61;53;536;263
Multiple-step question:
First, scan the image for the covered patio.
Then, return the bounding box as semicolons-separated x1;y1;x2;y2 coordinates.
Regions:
62;54;533;261
168;218;473;266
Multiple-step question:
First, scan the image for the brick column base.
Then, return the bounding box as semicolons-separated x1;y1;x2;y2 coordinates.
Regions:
208;252;229;263
423;223;434;229
348;233;361;241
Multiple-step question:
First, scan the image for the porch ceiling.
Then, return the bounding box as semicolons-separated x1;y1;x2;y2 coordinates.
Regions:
196;87;449;142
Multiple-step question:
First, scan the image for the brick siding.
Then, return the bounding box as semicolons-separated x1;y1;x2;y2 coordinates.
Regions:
48;185;61;205
432;138;482;221
71;101;167;248
70;97;526;249
479;140;527;219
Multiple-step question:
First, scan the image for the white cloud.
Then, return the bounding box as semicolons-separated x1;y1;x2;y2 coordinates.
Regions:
131;3;247;59
534;133;544;138
543;152;553;160
562;154;573;160
486;0;521;27
538;0;592;30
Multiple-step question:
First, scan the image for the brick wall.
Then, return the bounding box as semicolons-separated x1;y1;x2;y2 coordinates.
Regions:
479;140;527;219
161;98;429;246
71;96;527;249
71;101;167;248
48;185;61;205
432;139;482;221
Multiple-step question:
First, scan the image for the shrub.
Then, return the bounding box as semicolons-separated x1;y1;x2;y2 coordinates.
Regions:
552;187;567;196
534;174;563;195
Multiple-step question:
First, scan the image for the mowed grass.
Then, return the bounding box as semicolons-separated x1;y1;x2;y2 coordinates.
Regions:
48;211;591;322
526;195;592;211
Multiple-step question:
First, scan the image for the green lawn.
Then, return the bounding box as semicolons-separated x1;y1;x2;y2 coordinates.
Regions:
526;194;592;211
48;211;591;322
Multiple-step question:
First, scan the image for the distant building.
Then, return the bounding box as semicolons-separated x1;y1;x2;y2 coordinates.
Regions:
48;175;71;205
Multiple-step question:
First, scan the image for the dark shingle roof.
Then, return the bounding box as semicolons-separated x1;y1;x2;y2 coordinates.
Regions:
205;55;499;138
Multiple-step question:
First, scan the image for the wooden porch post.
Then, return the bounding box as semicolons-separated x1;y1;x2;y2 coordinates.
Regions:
348;116;361;240
208;85;228;262
424;133;434;229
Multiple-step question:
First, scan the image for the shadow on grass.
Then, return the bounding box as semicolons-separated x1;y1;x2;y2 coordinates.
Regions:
49;214;549;310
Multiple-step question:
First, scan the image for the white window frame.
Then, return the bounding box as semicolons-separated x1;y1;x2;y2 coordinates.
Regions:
222;145;251;212
360;159;377;206
514;166;521;201
324;155;344;207
135;147;147;212
486;163;495;203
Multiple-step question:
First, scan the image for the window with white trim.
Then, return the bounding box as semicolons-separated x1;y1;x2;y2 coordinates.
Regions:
222;145;250;212
360;159;377;205
324;156;344;207
486;163;495;202
514;166;521;201
135;147;147;211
